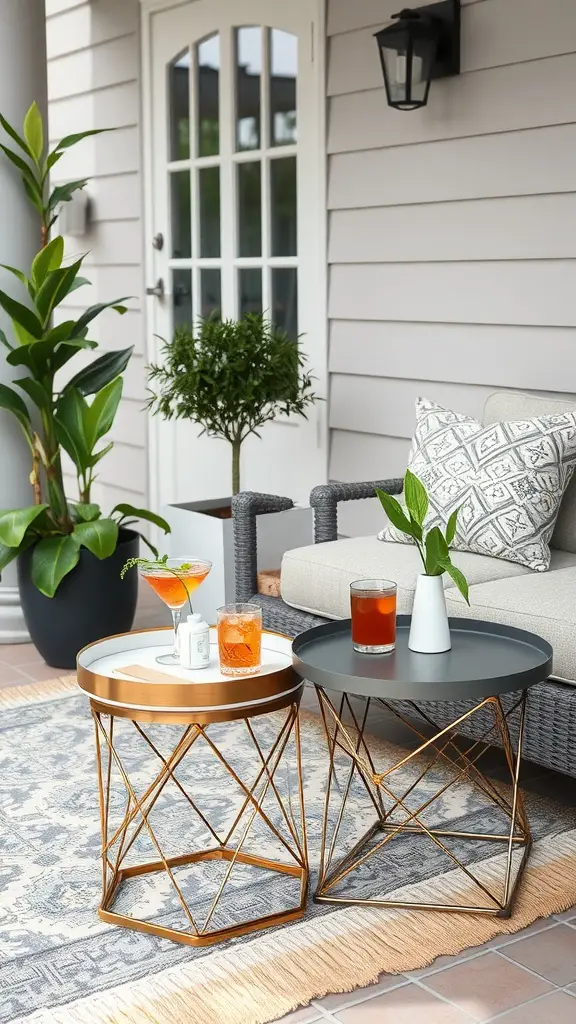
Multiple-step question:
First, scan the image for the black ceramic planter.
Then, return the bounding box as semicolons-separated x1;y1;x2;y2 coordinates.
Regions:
18;528;139;669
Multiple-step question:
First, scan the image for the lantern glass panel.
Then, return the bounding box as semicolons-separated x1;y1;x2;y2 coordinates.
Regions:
376;18;438;110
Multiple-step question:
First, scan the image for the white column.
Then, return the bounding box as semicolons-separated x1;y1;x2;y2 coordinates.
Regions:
0;0;48;642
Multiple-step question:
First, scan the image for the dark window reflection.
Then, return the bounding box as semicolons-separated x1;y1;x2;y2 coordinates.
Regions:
199;166;221;258
271;157;297;257
201;269;221;319
172;269;192;328
198;34;220;157
170;170;191;258
236;27;261;150
270;30;297;146
272;268;298;339
169;51;190;160
238;162;262;257
239;268;263;318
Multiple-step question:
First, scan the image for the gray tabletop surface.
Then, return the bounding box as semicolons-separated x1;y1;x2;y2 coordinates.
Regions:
292;616;552;701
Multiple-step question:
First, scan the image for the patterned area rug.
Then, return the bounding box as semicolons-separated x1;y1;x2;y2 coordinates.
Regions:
2;679;576;1024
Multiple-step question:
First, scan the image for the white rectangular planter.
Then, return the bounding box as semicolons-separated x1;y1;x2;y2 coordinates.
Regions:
164;499;313;625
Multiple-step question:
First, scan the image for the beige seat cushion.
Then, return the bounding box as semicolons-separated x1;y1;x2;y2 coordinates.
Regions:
280;536;557;621
445;563;576;684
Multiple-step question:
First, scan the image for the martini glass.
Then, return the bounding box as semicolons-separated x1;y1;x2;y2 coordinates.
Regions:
139;557;212;665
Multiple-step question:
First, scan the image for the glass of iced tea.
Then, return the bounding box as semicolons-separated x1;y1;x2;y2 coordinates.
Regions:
350;579;397;655
217;604;262;676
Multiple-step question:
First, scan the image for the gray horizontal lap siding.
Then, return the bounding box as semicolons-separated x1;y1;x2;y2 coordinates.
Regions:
326;0;576;538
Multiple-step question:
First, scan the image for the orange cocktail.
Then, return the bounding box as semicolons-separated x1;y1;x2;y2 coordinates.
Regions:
140;558;212;665
350;579;397;654
143;565;210;608
217;604;262;676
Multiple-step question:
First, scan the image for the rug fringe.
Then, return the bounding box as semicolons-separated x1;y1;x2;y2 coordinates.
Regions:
0;674;77;707
27;830;576;1024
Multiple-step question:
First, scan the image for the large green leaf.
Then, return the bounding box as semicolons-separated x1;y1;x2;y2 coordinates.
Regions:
0;543;19;572
0;143;35;181
31;236;64;288
111;504;171;534
66;346;134;396
67;276;91;294
43;320;76;344
54;387;90;472
404;469;428;527
445;507;460;547
55;128;112;151
441;559;470;605
375;488;417;540
0;112;32;157
73;298;130;334
0;288;43;339
23;102;43;163
85;377;122;450
74;518;118;559
70;502;101;523
0;505;48;548
35;257;84;323
48;179;88;212
0;328;13;350
0;383;32;434
52;337;98;374
425;527;447;576
13;377;50;413
31;534;80;598
0;263;29;287
21;174;44;215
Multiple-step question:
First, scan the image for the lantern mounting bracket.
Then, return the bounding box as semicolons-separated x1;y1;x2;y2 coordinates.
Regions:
397;0;460;81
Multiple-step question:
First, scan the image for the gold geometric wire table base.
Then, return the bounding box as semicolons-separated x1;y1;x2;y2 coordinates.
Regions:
91;698;308;947
314;689;531;918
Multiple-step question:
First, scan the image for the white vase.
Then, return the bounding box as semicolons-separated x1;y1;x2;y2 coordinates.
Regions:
408;574;452;654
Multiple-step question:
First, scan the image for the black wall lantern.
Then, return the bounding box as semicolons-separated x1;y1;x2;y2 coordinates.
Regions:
374;0;460;111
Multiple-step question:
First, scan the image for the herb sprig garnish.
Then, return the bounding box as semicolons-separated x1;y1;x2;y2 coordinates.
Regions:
121;554;194;615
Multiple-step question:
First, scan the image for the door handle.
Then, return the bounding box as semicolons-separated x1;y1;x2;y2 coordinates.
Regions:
146;278;165;299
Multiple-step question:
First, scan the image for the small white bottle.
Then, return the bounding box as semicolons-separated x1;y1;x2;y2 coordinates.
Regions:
180;613;210;670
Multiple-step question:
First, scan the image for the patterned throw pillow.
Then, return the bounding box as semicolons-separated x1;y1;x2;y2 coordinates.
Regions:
379;398;576;572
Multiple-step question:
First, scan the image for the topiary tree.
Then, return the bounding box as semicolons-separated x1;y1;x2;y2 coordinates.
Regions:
148;314;318;495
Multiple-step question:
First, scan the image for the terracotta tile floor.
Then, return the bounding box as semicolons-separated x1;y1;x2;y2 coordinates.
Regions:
2;641;575;1023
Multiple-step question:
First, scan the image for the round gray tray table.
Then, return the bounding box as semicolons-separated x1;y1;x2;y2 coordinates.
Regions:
293;616;552;918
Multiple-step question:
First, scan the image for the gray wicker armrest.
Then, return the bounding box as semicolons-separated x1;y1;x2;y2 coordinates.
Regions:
310;478;403;543
232;491;294;601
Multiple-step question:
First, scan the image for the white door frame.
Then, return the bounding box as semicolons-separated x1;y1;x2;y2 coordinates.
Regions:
139;0;328;514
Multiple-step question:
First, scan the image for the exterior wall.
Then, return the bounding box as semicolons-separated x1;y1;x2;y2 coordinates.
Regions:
46;0;146;513
327;0;576;536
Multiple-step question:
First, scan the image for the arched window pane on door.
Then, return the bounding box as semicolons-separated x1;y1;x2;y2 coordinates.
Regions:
198;35;220;157
169;51;190;160
270;30;297;146
236;27;261;151
166;24;298;339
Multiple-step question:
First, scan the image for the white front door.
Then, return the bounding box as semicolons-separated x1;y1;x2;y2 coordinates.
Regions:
145;0;327;507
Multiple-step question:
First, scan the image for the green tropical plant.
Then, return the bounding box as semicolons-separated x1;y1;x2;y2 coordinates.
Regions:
148;314;318;495
0;101;169;597
377;469;470;603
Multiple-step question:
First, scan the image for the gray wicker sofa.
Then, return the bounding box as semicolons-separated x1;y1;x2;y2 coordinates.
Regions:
232;392;576;780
